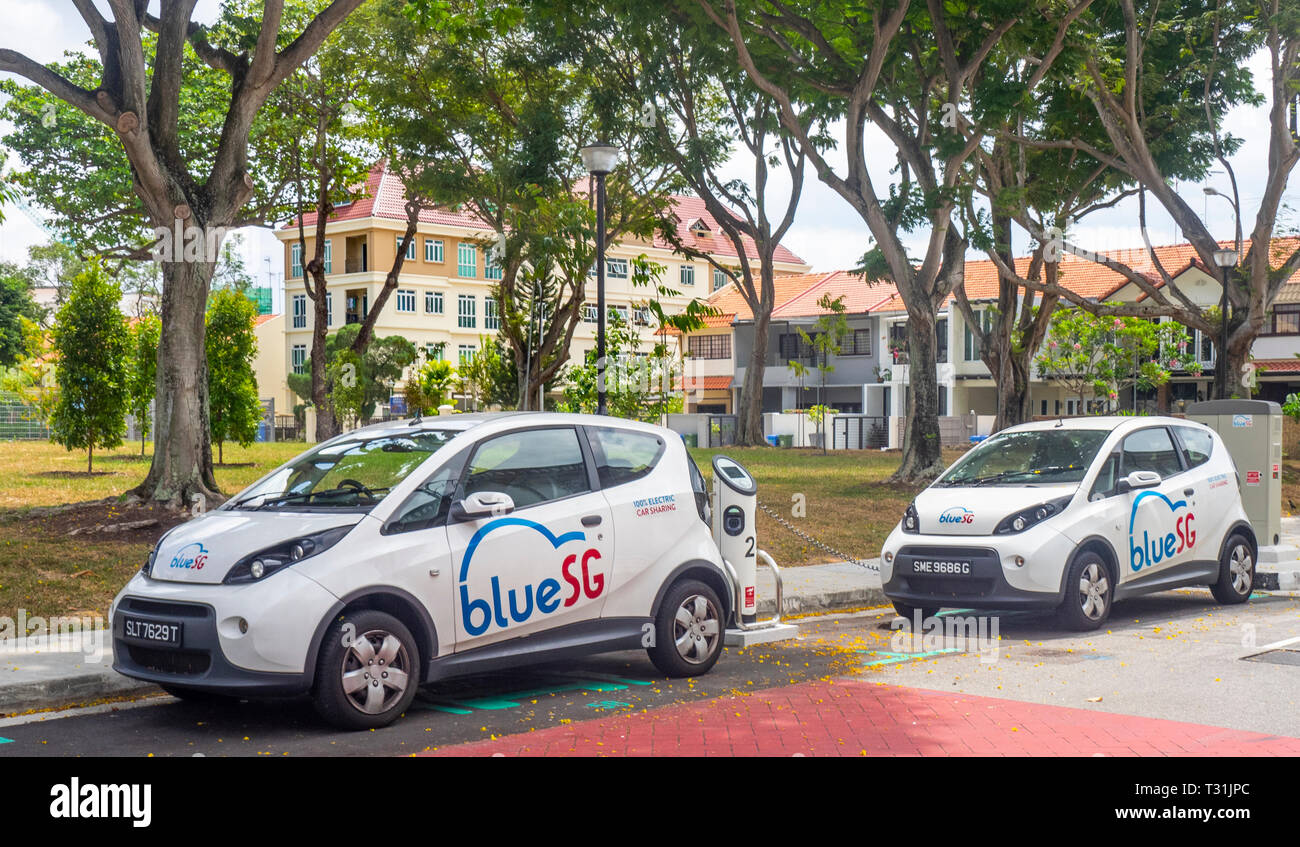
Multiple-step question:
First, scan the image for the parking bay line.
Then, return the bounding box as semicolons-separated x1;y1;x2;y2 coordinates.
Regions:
413;676;646;713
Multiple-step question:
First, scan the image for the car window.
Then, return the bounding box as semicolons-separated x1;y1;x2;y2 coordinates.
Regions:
1089;453;1120;500
386;457;464;533
590;427;665;487
1121;427;1183;478
463;428;590;509
938;428;1108;486
1175;426;1214;468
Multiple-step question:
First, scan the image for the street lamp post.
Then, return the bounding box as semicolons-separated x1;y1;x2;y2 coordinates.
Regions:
1213;248;1239;399
580;141;620;416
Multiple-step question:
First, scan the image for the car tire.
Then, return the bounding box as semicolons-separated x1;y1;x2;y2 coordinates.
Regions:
1057;552;1113;631
891;600;940;625
648;579;724;677
1211;533;1255;605
311;610;420;730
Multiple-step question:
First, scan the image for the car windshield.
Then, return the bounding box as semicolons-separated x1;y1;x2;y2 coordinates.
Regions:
937;428;1109;487
230;430;458;511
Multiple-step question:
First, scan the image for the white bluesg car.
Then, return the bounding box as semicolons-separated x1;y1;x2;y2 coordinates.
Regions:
881;417;1256;631
111;413;730;729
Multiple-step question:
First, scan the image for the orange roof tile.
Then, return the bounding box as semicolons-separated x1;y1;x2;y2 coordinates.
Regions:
679;375;734;390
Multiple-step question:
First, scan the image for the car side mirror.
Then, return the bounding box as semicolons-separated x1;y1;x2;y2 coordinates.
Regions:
450;491;515;522
1116;470;1162;493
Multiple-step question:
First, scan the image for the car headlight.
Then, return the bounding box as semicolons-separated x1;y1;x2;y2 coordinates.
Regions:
223;525;354;584
141;545;158;577
994;495;1072;534
901;502;920;534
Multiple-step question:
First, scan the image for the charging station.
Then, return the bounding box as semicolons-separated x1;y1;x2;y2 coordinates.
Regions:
710;455;799;647
1186;399;1295;568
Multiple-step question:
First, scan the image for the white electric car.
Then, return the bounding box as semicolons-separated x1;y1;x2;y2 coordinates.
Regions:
111;413;731;729
881;416;1257;631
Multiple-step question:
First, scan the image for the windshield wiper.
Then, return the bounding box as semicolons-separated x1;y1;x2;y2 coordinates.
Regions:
951;465;1083;486
255;486;391;508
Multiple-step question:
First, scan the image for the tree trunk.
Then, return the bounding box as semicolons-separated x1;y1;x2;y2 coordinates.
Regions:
309;279;338;441
736;308;771;445
130;260;220;508
218;440;224;465
1217;326;1255;400
891;307;946;483
88;445;92;475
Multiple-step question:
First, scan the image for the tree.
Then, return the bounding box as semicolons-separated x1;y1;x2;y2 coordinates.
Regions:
560;310;684;421
49;263;129;473
0;1;367;506
1036;308;1201;412
404;358;458;416
695;0;1084;481
126;313;160;456
205;290;261;465
288;323;417;427
0;262;44;367
377;0;682;410
564;1;809;444
996;0;1299;403
458;336;520;410
787;293;848;450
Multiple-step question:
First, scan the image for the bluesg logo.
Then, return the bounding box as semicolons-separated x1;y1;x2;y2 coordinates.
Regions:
938;506;975;525
1129;491;1196;572
168;542;208;570
458;518;605;637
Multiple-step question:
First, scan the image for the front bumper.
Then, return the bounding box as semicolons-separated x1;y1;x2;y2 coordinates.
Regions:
110;569;340;694
880;524;1075;610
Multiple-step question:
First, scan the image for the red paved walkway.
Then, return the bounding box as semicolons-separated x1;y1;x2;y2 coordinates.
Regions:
426;679;1300;757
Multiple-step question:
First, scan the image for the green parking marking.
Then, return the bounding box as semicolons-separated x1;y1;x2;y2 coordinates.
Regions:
0;738;11;744
586;700;632;710
858;649;961;667
410;701;474;715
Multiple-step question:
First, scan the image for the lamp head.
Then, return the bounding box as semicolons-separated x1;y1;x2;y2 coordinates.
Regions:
580;141;620;176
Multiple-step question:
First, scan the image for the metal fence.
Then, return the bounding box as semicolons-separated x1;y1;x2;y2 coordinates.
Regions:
707;414;737;447
832;414;889;449
0;394;49;440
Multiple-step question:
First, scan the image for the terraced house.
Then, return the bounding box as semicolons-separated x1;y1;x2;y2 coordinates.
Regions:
269;162;809;414
680;239;1300;445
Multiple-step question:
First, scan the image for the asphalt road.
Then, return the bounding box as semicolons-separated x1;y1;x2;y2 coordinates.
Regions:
2;588;1297;756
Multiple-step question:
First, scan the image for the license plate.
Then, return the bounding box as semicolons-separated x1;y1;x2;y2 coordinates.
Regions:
911;559;973;576
121;615;182;647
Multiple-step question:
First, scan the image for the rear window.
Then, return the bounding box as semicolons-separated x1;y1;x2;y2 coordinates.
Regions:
1175;426;1214;468
590;427;665;487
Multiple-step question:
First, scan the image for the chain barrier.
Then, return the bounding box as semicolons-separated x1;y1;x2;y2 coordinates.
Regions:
756;499;880;572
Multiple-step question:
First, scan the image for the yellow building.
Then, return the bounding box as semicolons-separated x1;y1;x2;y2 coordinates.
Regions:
273;162;809;414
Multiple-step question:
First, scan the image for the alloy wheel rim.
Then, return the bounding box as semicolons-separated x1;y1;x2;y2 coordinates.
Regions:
673;594;720;664
1079;563;1109;620
341;628;412;715
1230;544;1253;595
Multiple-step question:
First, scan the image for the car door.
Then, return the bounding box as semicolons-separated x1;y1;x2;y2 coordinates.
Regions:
1119;426;1196;581
445;426;614;652
1170;424;1223;562
375;455;467;662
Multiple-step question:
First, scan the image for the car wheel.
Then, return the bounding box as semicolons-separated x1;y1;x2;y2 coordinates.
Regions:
648;579;724;677
1211;534;1255;605
312;609;420;730
1057;552;1112;631
891;600;941;625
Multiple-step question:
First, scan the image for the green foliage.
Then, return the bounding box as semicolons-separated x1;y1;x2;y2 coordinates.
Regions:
1035;307;1201;411
49;263;130;471
0;261;44;367
288;323;417;426
559;311;683;422
404;358;458;415
457;336;519;410
205;289;262;461
126;314;160;450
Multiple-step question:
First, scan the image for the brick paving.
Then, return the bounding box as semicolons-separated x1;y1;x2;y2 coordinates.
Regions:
425;678;1300;757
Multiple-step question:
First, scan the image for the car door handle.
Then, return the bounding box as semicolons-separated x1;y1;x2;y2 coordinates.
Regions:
581;515;602;527
1184;488;1195;496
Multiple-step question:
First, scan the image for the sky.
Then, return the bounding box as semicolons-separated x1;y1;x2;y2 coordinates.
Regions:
1;1;1296;301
